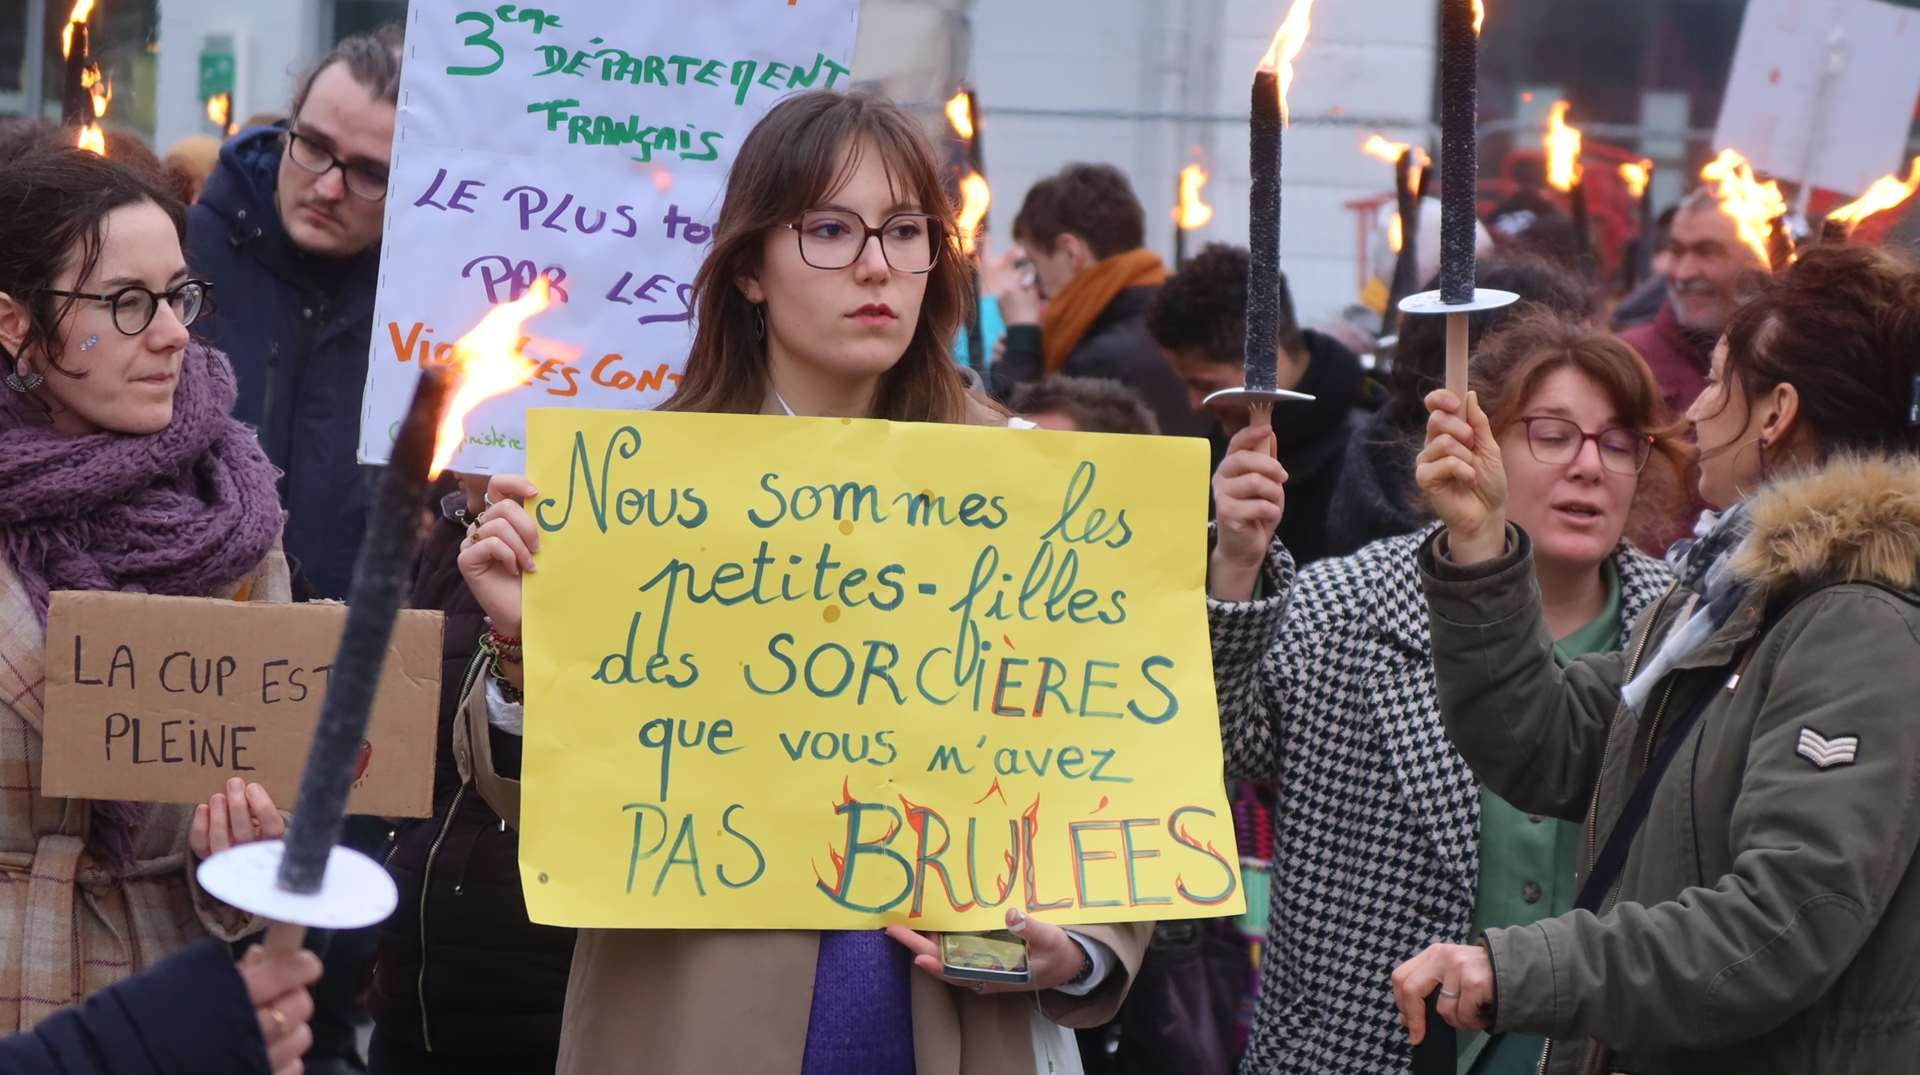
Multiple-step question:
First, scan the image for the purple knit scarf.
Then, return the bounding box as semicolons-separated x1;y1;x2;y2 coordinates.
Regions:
802;930;916;1074
0;343;285;865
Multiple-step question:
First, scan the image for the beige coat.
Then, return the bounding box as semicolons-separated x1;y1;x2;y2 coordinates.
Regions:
0;549;288;1031
453;679;1148;1075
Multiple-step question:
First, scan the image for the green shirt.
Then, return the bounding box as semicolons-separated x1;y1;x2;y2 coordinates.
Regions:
1460;563;1622;1074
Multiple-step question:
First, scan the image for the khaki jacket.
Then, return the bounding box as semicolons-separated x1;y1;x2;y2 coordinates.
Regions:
1421;455;1920;1075
454;393;1148;1073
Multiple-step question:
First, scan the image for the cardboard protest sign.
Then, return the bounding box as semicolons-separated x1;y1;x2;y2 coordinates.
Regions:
519;411;1243;930
360;0;860;473
1715;0;1920;195
43;594;443;818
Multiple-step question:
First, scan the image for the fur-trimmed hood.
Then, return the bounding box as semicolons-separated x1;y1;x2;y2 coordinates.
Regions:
1734;454;1920;596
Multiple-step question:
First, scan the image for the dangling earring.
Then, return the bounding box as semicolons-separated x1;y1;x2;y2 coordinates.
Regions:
4;364;44;393
753;305;767;341
1729;435;1766;502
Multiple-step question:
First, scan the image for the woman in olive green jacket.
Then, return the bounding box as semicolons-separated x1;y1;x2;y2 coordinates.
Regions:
1383;246;1920;1074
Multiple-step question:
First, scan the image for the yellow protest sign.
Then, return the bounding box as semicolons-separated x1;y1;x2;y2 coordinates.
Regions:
520;409;1242;930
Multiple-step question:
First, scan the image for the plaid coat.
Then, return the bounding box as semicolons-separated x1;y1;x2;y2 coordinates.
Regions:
0;547;288;1032
1207;527;1669;1074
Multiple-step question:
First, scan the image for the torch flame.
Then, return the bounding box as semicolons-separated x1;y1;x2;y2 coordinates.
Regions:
944;90;974;141
1257;0;1317;125
1699;148;1789;269
1472;0;1485;34
81;63;111;119
956;171;990;257
1619;159;1652;200
206;92;232;132
430;278;555;477
1363;133;1427;192
1544;100;1582;192
65;1;107;154
1388;214;1404;254
61;0;95;59
1825;155;1920;229
1363;134;1412;164
1173;164;1213;231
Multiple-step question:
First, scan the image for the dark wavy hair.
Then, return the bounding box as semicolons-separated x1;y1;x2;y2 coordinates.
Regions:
0;147;186;378
1010;376;1159;435
1011;162;1146;259
663;91;976;423
0;117;172;191
290;24;404;118
1720;243;1920;459
1145;242;1303;364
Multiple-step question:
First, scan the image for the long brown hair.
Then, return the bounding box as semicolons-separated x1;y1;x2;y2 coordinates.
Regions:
1470;308;1695;548
664;91;975;423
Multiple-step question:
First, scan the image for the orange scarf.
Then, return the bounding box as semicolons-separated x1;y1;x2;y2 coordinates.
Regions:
1040;248;1169;373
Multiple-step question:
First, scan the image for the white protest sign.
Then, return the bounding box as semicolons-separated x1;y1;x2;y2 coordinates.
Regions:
1715;0;1920;195
361;1;862;471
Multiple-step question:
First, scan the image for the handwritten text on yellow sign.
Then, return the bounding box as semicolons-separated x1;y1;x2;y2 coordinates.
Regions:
520;410;1241;929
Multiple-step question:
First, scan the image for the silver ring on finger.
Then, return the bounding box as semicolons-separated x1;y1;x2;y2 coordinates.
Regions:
484;491;497;508
267;1005;290;1040
1438;986;1460;999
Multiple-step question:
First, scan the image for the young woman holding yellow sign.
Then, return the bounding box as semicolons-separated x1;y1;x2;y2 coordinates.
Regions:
453;90;1149;1075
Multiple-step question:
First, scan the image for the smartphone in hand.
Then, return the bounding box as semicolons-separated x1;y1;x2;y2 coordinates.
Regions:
939;929;1032;985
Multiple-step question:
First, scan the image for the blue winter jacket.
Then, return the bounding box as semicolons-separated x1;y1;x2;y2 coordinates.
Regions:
0;941;270;1074
187;127;382;599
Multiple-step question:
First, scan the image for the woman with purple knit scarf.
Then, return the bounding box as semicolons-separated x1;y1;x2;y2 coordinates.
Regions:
445;92;1152;1075
0;148;291;1039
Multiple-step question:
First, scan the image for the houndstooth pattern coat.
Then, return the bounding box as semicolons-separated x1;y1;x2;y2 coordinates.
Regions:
1209;527;1669;1075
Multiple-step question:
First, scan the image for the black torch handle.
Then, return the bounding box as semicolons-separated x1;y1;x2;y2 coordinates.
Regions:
1410;989;1458;1075
1635;182;1656;283
1570;180;1592;259
61;22;92;127
1244;70;1282;393
277;368;453;893
967;266;987;373
1437;0;1480;305
1384;148;1421;335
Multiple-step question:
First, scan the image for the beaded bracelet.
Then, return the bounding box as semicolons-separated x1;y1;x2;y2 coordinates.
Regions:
477;625;525;703
483;620;523;664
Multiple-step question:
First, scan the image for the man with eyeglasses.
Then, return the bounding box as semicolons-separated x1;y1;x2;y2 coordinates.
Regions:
186;25;401;603
183;26;403;1075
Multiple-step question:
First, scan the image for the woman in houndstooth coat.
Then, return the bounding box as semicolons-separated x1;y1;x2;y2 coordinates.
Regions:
1204;312;1689;1074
